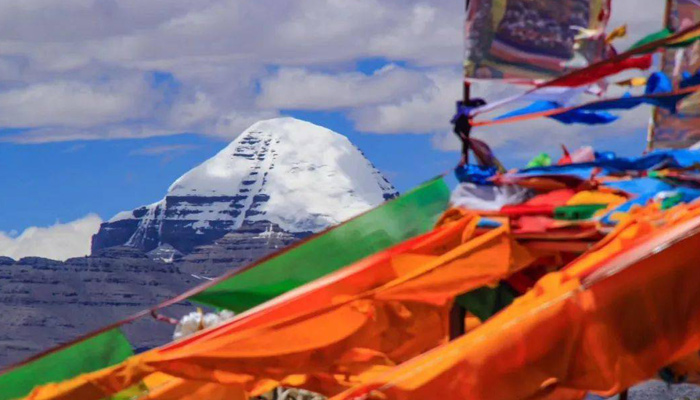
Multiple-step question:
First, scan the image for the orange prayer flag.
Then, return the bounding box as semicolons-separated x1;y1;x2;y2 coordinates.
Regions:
332;207;700;400
143;379;247;400
24;210;545;399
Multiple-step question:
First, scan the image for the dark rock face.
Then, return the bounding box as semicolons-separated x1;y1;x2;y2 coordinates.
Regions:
146;243;184;264
0;256;16;266
91;197;304;256
90;217;143;253
0;222;311;368
176;221;310;278
91;199;259;255
0;248;195;367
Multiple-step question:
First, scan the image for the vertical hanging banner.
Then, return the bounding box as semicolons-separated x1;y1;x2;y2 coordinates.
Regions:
651;0;700;149
465;0;611;80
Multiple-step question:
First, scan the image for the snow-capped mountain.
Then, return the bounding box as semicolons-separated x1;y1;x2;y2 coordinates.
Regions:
92;118;398;255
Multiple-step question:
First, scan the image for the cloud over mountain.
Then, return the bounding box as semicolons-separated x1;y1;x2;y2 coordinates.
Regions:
0;1;462;144
0;214;103;261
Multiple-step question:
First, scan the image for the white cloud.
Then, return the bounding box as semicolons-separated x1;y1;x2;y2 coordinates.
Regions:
351;68;461;134
0;0;670;148
367;3;462;65
257;65;429;110
129;144;199;156
0;214;102;261
209;109;281;139
0;78;155;128
0;0;462;143
0;125;172;144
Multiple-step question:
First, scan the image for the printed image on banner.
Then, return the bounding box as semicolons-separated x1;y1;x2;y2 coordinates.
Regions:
464;0;611;80
652;0;700;149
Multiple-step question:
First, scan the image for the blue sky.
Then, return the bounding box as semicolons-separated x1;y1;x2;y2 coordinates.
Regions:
0;0;662;258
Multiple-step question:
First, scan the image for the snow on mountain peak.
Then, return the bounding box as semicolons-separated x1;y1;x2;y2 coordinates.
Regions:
110;118;397;235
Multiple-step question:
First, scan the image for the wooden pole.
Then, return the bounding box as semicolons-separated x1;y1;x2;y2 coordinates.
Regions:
464;80;471;103
463;81;472;165
462;0;472;165
463;0;471;105
448;1;473;338
649;0;674;151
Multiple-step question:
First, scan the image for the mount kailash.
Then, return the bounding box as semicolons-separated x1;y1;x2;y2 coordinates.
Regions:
0;118;398;366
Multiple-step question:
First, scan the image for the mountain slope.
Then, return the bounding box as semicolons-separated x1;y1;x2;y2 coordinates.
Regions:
92;118;398;254
0;249;195;366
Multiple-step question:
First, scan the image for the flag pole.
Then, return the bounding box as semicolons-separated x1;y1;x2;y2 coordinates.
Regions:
463;0;472;165
648;0;673;151
449;0;472;339
463;0;471;106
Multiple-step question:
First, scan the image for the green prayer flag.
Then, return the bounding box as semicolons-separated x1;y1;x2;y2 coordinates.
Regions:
526;153;551;169
629;28;672;52
191;177;451;311
629;28;700;53
0;329;133;400
455;284;517;322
